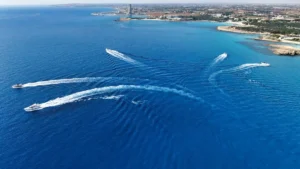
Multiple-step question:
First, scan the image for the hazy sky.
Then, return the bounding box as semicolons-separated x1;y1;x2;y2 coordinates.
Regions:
0;0;299;5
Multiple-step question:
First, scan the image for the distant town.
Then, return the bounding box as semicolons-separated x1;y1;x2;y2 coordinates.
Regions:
59;3;300;55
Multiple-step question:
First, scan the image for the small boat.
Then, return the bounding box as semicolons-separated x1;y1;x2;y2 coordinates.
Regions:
260;62;270;66
24;104;42;112
12;84;23;89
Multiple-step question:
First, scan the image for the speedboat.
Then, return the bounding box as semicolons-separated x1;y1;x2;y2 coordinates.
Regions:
106;48;115;54
260;62;270;66
12;84;23;89
24;104;42;112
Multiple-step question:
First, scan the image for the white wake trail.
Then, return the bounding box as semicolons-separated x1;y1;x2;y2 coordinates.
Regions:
106;48;143;66
14;77;150;88
204;53;228;74
25;85;203;111
209;63;270;85
100;95;124;100
212;53;228;67
85;95;124;102
21;77;112;88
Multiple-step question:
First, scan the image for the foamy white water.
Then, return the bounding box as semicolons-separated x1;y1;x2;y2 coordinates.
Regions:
14;77;150;88
209;63;270;84
20;77;112;88
208;62;270;96
205;53;228;74
25;85;203;111
212;53;228;66
106;48;143;66
131;100;145;105
100;95;124;100
85;95;124;102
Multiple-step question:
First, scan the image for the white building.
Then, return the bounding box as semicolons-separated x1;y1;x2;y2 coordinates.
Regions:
272;15;285;20
212;14;222;18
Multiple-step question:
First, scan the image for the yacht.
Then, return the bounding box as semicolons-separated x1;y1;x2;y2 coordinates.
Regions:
24;104;42;112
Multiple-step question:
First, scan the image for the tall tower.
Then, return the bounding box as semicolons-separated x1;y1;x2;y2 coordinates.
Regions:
128;4;132;18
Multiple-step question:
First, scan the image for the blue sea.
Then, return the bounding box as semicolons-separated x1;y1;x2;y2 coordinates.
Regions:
1;6;300;169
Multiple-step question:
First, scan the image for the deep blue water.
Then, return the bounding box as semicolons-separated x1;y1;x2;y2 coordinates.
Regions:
1;6;300;169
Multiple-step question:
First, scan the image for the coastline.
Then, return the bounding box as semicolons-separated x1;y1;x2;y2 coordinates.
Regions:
269;44;300;56
217;25;300;55
281;39;300;45
93;7;300;50
115;16;300;56
118;17;223;23
254;36;300;45
217;26;268;35
217;25;300;45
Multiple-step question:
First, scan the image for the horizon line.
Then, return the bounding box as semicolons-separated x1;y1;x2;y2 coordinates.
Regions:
1;2;300;6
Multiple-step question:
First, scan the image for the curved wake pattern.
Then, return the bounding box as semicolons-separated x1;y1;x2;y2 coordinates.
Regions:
209;63;270;83
25;85;203;111
209;63;270;94
106;48;143;66
16;77;151;88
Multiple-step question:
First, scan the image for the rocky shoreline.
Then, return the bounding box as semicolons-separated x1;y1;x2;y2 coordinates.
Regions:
269;44;300;56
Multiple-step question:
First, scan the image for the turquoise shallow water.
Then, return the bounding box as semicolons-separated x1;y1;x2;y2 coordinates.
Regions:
1;6;300;169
